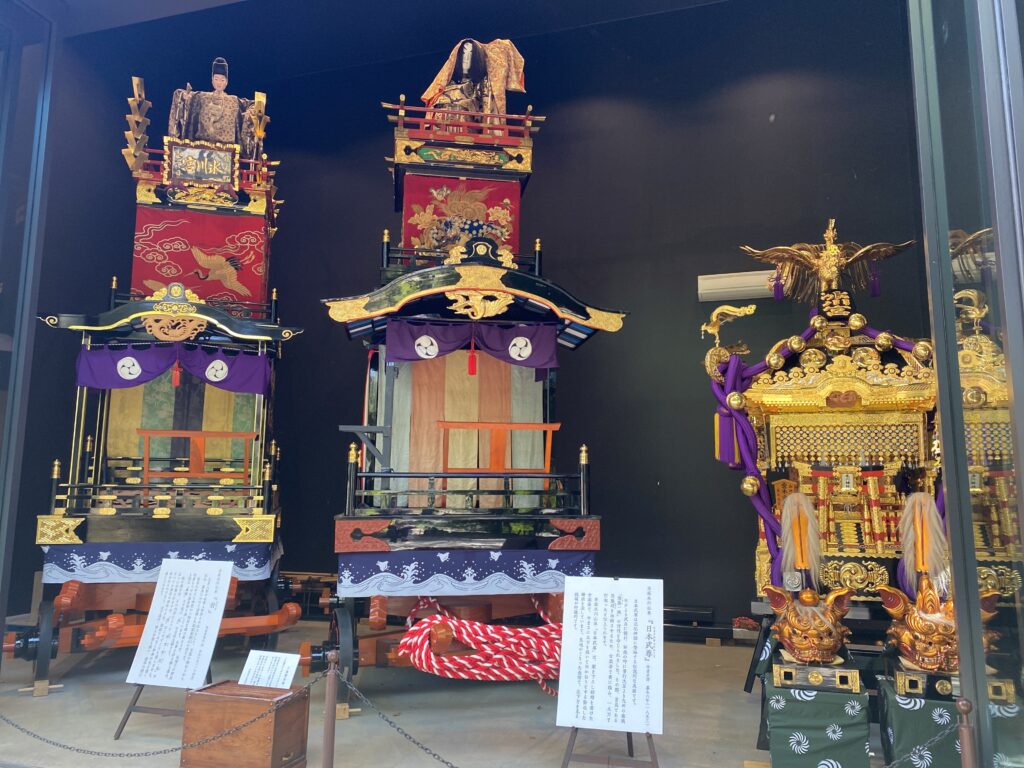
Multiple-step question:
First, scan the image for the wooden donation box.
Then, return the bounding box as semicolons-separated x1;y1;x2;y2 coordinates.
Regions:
180;682;309;768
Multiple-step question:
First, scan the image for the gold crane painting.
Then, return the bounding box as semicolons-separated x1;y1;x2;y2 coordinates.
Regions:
741;219;915;303
190;246;252;297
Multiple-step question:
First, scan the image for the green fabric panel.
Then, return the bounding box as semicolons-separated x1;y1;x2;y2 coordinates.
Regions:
764;679;870;768
510;364;543;508
879;679;1023;768
231;393;256;461
140;370;175;461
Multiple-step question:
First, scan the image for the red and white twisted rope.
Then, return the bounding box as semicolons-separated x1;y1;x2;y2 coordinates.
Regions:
397;597;562;695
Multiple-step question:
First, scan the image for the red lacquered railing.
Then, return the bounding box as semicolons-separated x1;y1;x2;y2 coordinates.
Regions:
382;97;545;147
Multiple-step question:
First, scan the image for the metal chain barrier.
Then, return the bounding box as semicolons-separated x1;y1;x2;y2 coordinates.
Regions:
0;670;331;759
883;723;959;768
338;670;462;768
0;665;960;768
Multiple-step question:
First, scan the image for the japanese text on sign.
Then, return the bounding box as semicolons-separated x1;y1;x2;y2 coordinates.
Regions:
556;577;663;734
126;559;233;689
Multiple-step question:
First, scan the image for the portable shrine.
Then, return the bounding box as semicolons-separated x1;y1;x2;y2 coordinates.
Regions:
301;39;625;698
3;65;302;694
704;222;1022;764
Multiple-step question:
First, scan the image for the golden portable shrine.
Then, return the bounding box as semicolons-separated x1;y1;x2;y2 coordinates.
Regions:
2;62;302;694
703;221;1021;767
300;39;625;699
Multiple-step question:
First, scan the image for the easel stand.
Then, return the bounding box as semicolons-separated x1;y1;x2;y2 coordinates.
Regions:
561;728;659;767
113;666;213;739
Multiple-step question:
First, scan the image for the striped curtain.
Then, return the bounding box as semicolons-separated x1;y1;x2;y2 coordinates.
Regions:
385;349;544;510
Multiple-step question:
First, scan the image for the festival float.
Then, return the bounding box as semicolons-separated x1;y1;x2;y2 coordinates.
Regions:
3;59;302;694
300;38;625;706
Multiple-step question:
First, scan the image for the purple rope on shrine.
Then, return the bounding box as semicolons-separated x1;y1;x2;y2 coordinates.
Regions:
710;311;930;586
859;325;917;353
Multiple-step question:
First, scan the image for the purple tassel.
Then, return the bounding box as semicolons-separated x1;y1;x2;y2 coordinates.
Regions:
772;267;784;301
870;264;881;297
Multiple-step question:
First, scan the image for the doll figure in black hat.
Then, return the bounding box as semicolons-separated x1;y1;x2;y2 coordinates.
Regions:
169;57;258;156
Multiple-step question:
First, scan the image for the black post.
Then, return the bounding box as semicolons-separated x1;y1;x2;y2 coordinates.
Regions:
534;237;543;277
380;228;390;269
579;444;589;516
109;275;118;309
270;287;279;322
345;443;357;517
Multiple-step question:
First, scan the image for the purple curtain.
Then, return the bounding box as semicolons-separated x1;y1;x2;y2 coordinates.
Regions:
178;345;270;394
76;344;177;388
385;319;558;369
76;343;269;394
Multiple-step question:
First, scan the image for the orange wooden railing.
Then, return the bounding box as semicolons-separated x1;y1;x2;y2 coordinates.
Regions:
137;429;257;485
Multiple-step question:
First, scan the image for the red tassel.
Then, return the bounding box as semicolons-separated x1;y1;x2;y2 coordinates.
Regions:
171;360;181;388
468;337;477;376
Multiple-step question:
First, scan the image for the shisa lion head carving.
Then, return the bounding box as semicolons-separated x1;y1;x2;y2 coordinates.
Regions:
877;492;1000;673
764;585;854;664
877;576;999;673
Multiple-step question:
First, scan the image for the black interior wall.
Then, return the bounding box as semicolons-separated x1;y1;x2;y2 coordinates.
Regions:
10;0;929;623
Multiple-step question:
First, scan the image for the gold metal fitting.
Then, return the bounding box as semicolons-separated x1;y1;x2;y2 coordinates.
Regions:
726;391;746;410
348;442;358;463
913;341;933;361
579;444;589;465
111;275;118;289
740;475;761;496
848;313;867;331
382;229;390;244
874;332;894;351
262;460;272;481
269;438;277;456
51;459;61;479
766;352;785;370
272;287;278;301
787;336;807;353
810;315;828;331
535;238;542;252
85;435;94;452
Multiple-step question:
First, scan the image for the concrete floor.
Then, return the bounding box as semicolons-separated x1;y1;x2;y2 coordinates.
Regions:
0;621;768;768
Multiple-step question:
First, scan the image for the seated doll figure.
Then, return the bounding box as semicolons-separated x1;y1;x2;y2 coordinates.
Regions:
421;38;525;125
169;57;258;157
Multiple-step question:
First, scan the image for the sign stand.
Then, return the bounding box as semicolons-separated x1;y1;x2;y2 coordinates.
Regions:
560;727;660;767
113;666;212;739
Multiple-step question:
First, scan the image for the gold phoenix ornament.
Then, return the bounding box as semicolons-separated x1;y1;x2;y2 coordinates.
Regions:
741;219;914;303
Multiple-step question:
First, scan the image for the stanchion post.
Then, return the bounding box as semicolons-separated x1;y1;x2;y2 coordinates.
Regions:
957;698;976;768
381;228;391;269
323;650;339;768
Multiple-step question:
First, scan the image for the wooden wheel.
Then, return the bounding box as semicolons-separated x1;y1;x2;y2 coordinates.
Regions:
330;599;358;682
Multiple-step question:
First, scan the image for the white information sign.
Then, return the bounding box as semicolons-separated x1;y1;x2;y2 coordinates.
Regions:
556;576;663;735
238;651;300;689
126;559;233;689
